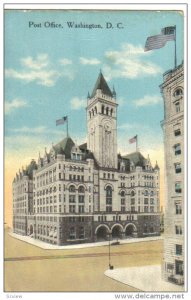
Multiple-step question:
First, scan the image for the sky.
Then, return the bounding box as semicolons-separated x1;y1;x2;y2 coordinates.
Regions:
4;9;184;226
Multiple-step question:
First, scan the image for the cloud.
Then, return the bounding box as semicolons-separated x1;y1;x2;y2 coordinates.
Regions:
21;54;49;70
117;97;127;107
5;54;74;87
11;126;47;134
6;68;60;87
70;97;86;110
5;98;28;114
80;57;101;65
59;58;72;65
103;43;162;80
133;95;162;107
118;122;140;130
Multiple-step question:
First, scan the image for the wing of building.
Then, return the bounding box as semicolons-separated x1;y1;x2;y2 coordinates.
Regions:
160;63;184;286
12;72;161;245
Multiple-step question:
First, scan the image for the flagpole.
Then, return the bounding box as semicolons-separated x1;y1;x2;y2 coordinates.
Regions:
66;117;69;138
136;135;138;152
174;25;177;68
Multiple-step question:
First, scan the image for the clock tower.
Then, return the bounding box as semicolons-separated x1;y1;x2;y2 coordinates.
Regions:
87;71;118;168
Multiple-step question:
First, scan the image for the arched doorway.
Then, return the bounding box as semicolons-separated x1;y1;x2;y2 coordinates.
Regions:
95;225;109;241
125;223;137;238
111;225;123;239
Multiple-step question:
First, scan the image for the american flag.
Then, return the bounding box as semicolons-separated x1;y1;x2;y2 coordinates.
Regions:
129;135;137;144
56;116;67;126
144;26;175;52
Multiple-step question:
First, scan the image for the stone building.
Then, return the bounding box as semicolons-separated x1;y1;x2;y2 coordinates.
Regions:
160;63;184;285
12;160;37;235
12;72;161;245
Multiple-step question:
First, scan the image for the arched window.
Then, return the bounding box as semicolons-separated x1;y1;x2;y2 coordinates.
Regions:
131;190;135;197
106;186;112;212
89;111;91;119
150;190;154;196
121;191;125;197
69;185;75;193
144;190;148;196
106;107;109;115
92;109;94;116
94;106;97;114
78;186;85;193
101;105;105;114
174;88;183;97
110;108;113;116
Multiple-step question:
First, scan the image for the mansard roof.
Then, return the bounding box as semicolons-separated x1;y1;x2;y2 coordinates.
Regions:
54;136;75;158
122;151;146;167
91;72;113;98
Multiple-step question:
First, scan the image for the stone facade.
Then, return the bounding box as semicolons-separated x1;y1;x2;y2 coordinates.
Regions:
12;72;161;245
160;63;184;285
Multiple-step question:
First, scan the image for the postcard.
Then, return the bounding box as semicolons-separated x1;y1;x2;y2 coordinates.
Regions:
3;3;188;300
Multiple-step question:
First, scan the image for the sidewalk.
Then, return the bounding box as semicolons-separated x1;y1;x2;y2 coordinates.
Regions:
105;265;185;292
9;231;163;250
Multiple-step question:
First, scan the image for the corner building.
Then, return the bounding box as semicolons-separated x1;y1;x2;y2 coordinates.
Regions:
160;63;184;285
13;72;160;245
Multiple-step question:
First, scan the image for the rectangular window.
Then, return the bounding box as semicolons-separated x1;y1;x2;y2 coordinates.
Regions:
69;227;76;240
121;199;125;205
174;144;181;155
144;198;149;205
175;225;182;235
79;205;84;213
175;260;183;276
176;203;182;214
175;182;182;193
69;205;76;213
176;244;182;255
69;195;75;203
174;128;181;136
79;195;84;203
175;163;181;174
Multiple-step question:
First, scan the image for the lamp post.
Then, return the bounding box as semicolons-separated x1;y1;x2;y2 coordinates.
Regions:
108;232;114;270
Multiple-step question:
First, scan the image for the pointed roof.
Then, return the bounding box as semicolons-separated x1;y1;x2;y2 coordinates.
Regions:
91;72;113;98
122;151;146;167
54;137;75;158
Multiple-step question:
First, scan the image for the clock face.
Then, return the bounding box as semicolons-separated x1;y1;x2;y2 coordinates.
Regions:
104;123;111;131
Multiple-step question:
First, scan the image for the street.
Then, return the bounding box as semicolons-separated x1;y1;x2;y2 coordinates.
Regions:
4;228;163;292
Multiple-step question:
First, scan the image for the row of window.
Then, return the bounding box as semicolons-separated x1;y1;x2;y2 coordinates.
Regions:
89;105;114;119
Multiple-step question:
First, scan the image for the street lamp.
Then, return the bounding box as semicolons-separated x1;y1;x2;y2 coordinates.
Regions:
108;232;114;270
